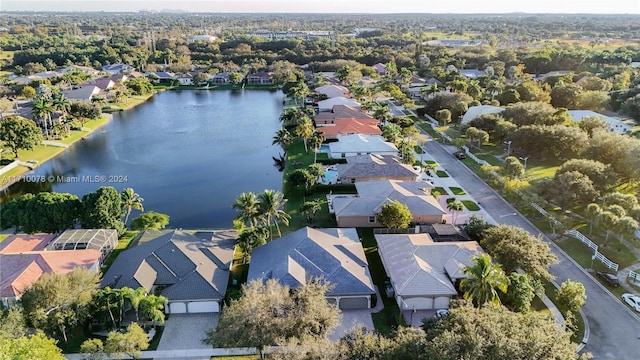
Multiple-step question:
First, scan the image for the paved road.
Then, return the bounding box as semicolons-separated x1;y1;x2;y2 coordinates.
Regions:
422;135;640;359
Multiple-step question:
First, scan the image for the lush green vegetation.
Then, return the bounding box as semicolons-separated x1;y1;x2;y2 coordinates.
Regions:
449;186;466;195
436;170;449;178
461;200;480;211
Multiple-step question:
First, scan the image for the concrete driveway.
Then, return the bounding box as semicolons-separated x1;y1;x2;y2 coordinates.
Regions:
157;313;219;350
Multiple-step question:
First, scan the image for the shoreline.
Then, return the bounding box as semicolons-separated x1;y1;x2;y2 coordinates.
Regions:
0;93;155;192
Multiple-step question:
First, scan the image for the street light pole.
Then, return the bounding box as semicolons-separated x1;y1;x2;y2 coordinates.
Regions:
503;140;512;155
519;156;529;171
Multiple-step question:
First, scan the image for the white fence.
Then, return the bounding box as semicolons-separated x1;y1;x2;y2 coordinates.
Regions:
0;160;19;176
564;230;618;271
628;270;640;284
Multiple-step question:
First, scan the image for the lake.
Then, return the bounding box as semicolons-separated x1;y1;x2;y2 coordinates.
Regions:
3;89;285;229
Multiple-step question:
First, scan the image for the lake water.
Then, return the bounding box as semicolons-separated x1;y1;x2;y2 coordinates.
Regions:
3;90;285;229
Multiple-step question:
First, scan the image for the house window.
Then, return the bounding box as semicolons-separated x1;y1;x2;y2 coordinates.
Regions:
341;153;346;158
368;216;376;223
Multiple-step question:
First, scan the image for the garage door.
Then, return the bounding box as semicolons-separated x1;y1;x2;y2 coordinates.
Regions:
339;297;369;310
187;301;220;313
433;297;450;309
401;297;434;310
168;302;186;314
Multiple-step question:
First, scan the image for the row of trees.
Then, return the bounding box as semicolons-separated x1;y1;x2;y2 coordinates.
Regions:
1;186;168;234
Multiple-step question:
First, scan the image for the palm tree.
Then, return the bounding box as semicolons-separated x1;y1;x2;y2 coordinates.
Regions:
586;203;601;235
32;97;54;137
373;104;392;125
122;287;147;322
272;128;293;152
617;216;640;244
597;211;619;245
460;254;508;307
233;192;260;228
257;189;290;240
236;226;269;263
140;294;167;328
295;116;315;154
52;93;71;120
447;199;464;225
121;188;144;224
309;130;325;163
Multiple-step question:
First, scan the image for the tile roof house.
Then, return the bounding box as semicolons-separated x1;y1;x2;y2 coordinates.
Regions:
314;84;350;99
375;233;484;310
333;154;420;183
210;72;231;84
246;72;273;85
247;227;375;309
372;63;387;76
331;180;445;227
317;97;361;112
62;85;103;102
102;64;134;75
317;119;382;140
314;105;375;125
101;230;235;314
327;134;397;159
0;233;105;307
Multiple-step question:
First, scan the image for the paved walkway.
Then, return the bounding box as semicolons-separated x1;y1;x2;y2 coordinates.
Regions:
65;347;258;360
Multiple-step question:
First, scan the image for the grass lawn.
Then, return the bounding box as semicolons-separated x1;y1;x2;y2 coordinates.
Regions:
101;231;138;274
449;187;465;195
461;200;480;211
543;282;585;344
0;234;8;243
433;186;448;196
436;170;449;178
358;228;404;336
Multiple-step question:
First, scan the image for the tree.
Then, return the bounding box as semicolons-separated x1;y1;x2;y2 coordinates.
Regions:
207;279;340;359
21;268;100;343
501;272;538;313
555;158;616;193
121;287;147;322
288;168;317;194
69;101;101;128
597;210;619;244
236;226;269;263
80;186;125;233
446;199;464;225
503;156;524;178
0;191;81;233
295;116;315;153
120;188;144;224
555;280;586;322
129;211;170;231
300;199;325;224
465;126;489;148
373;104;392;124
583;130;640;183
586;203;602;235
617;216;640;243
427;302;588;360
435;109;451;126
272;128;293;151
576;91;610;112
541;171;598;210
257;189;290;240
464;215;494;241
382;123;402;143
377;200;412;229
0;116;43;158
228;72;244;85
126;77;154;95
309;131;325;163
0;332;66;360
501;101;563;126
139;294;167;327
104;323;149;359
80;338;106;360
550;83;582;109
460;254;509;307
0;307;27;339
31;97;54;137
233;192;260;228
480;225;557;281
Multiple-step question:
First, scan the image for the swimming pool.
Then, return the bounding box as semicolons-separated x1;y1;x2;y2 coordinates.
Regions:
322;169;339;184
319;144;330;153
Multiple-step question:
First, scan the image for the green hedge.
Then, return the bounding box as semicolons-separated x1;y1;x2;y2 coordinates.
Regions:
317;158;348;165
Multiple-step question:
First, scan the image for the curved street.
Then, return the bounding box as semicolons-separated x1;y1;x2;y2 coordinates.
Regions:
420;128;640;359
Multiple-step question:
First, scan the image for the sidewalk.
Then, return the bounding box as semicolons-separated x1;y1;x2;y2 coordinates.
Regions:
65;347;258;360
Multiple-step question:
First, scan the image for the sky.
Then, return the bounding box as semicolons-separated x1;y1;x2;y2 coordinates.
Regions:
2;0;640;14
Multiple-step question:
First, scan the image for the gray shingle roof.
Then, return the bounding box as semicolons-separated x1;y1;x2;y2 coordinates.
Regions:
248;227;375;297
336;155;419;179
101;230;236;301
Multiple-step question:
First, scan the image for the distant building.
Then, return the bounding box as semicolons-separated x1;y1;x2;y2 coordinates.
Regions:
426;39;482;47
567;110;632;134
247;30;334;40
188;35;217;43
102;64;134;75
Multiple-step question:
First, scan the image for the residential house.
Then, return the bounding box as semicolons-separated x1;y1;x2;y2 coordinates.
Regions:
210;72;231;84
372;63;387;76
332;154;420;183
109;73;129;84
59;65;101;77
376;233;484;311
177;73;194;86
102;64;134;75
101;229;235;314
85;78;116;91
459;69;485;79
317;119;382;140
327;134;397;159
151;71;176;83
331;180;446;227
315;105;375;126
247;227;376;309
188;35;217;43
315;84;350;99
0;229;117;307
567;110;632;134
317;97;361;112
62;85;103;102
461;105;504;124
246;72;273;85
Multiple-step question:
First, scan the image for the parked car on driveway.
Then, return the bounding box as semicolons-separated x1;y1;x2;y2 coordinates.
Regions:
621;293;640;312
596;271;620;286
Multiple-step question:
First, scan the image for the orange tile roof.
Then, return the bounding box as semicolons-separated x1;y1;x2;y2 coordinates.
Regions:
318;119;382;137
0;234;56;254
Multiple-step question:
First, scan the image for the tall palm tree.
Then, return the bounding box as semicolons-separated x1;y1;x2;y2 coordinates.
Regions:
121;188;144;224
272;128;293;152
373;104;392;125
52;93;71;120
140;294;168;328
617;216;639;244
586;203;601;235
295;116;315;154
460;254;508;307
597;210;619;245
257;189;290;240
122;287;147;322
32;97;54;137
447;199;464;225
309;130;325;163
233;192;260;228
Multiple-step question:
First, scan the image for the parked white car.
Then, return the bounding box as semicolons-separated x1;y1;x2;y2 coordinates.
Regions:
621;293;640;312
